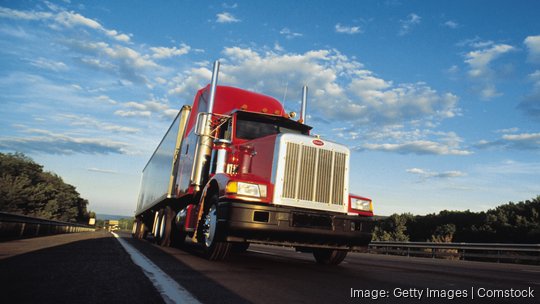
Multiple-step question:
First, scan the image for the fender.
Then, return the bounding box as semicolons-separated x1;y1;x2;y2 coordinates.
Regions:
190;173;232;243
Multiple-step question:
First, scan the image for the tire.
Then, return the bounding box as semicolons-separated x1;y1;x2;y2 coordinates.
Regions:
133;219;146;239
152;210;162;242
198;194;231;261
313;249;348;265
132;219;139;238
137;222;147;240
157;207;174;247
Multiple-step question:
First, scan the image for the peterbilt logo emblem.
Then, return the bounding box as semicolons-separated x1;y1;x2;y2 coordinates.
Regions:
312;139;324;146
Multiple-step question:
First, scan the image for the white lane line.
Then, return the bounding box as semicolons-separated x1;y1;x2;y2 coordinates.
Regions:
111;232;201;304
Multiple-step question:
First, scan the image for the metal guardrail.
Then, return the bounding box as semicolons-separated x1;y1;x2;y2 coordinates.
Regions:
0;212;95;241
368;241;540;264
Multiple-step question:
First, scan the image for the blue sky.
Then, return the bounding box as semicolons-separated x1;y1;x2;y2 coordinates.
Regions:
1;0;539;216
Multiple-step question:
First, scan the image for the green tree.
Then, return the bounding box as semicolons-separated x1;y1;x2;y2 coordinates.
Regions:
372;213;413;241
0;152;90;223
430;224;456;243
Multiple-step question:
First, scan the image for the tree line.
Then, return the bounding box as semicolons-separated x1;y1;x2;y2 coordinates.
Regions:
0;152;91;223
373;196;540;244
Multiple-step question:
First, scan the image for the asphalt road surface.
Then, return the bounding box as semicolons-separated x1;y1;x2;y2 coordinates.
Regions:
1;231;538;304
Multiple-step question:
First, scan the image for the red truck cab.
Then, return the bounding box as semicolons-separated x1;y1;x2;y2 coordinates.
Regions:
133;62;374;265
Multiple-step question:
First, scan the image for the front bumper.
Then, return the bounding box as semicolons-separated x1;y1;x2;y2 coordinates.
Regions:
217;201;374;249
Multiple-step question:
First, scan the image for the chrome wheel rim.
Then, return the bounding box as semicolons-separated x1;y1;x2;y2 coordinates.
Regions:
203;205;217;247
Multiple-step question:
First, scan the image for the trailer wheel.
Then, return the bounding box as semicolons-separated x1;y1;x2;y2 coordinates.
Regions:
313;249;348;265
157;207;174;247
133;219;143;239
138;222;147;239
132;219;138;237
152;210;162;242
133;219;147;239
199;194;231;260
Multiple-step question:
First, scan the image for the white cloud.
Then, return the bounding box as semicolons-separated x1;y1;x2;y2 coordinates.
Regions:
114;110;152;117
222;3;238;9
495;127;519;134
115;98;177;119
88;167;118;174
57;114;140;133
444;20;459;29
279;28;303;39
406;168;466;180
361;140;471;155
69;40;159;83
216;12;240;23
150;44;190;59
0;6;53;20
168;46;458;132
0;6;131;43
27;57;68;71
399;13;421;36
477;132;540;151
524;35;540;63
464;43;515;99
502;133;540;150
168;66;212;97
0;128;128;154
335;23;362;34
96;95;118;105
456;37;493;49
348;76;459;123
471;40;494;49
346;127;471;156
445;65;459;75
54;10;101;29
465;44;514;77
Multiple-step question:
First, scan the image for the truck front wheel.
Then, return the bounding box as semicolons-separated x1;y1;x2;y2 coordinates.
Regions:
313;249;348;265
199;194;231;260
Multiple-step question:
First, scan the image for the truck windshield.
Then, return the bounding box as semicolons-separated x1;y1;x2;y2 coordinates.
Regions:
235;112;310;140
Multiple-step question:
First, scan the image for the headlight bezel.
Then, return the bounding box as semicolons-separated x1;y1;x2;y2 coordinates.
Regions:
350;197;373;212
226;181;267;198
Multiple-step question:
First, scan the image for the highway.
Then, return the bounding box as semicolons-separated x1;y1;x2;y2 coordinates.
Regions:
1;231;538;303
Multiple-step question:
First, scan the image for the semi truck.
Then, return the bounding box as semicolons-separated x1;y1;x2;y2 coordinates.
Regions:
132;61;374;265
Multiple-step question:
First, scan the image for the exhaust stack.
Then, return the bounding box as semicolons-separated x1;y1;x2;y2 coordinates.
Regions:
300;85;308;124
191;60;221;192
207;60;220;113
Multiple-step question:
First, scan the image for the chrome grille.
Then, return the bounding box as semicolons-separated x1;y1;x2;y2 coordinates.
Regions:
282;142;346;205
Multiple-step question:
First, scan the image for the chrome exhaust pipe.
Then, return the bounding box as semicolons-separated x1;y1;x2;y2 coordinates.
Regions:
208;60;220;113
300;85;308;124
191;60;220;192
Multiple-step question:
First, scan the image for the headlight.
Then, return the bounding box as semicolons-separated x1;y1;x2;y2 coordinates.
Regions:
350;197;372;212
226;181;267;198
